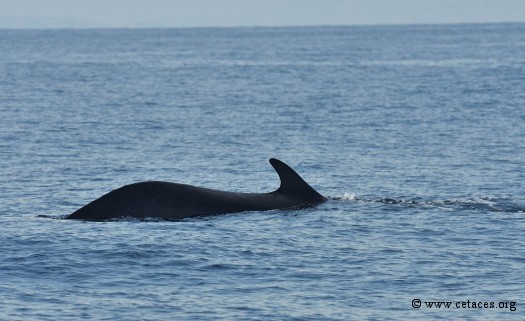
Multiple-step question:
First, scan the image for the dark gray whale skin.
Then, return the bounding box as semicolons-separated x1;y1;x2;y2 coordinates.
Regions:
66;158;326;221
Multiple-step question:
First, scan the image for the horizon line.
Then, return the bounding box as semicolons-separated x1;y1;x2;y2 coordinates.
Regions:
1;20;524;31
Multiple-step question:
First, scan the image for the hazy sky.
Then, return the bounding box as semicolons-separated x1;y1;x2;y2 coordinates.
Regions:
1;0;524;28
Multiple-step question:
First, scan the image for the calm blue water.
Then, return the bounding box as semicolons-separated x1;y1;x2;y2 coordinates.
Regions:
1;23;524;320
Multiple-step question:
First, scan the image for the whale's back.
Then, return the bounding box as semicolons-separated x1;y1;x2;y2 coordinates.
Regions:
66;159;326;221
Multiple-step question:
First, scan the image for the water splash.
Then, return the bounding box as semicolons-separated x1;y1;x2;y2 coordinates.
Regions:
329;192;356;201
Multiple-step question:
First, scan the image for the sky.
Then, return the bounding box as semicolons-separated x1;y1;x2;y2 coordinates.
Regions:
1;0;524;29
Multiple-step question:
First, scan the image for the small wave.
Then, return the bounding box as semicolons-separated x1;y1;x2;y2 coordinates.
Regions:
420;197;524;213
36;214;176;222
329;193;525;213
37;214;69;219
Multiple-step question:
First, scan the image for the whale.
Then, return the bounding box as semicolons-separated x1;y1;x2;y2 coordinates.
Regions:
66;158;326;221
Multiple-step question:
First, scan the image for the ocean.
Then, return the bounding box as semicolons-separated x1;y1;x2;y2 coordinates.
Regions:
0;23;524;320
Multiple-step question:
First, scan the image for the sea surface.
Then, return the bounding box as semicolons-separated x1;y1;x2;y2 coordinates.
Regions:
1;23;524;320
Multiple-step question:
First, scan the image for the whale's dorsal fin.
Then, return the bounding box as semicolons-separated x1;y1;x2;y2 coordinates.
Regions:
269;158;325;201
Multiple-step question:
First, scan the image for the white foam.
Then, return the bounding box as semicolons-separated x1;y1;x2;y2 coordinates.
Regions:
330;192;356;201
